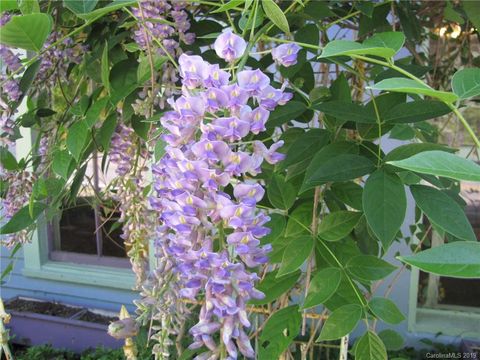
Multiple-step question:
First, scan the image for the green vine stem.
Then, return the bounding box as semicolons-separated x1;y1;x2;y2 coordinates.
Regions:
351;54;480;149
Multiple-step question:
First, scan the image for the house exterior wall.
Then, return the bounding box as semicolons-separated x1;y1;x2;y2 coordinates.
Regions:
0;246;137;313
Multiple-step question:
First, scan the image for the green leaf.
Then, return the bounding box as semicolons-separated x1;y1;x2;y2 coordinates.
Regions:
313;101;376;123
278;236;314;277
302;267;342;309
154;137;166;162
410;185;476;242
378;329;404;351
269;236;293;263
0;0;18;12
463;1;480;31
331;72;352;102
0;148;18;171
304;154;375;189
268;174;297;210
17;60;41;103
363;32;405;53
52;150;73;180
317;304;362;341
331;182;363;210
319;40;396;59
249;270;301;305
84;96;109;127
384;143;456;163
77;0;135;20
262;0;290;33
280;129;330;169
109;59;138;105
384;100;452;123
355;331;388;360
0;202;47;234
444;1;464;24
295;23;319;47
64;0;98;14
318;211;362;242
210;0;243;13
0;13;52;52
101;41;110;93
346;255;396;281
285;203;312;237
67;121;89;161
137;54;168;84
363;170;406;250
258;306;301;360
267;101;307;128
19;0;40;14
355;1;374;17
369;78;458;103
132;115;149;140
1;261;14;282
262;213;286;245
302;142;358;192
304;0;334;20
399;242;480;278
451;68;480;100
368;297;405;324
389;150;480;182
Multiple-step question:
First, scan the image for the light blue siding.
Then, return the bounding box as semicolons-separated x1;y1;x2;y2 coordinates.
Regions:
0;246;137;313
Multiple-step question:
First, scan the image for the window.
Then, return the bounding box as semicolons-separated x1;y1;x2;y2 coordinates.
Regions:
17;129;142;290
48;152;130;268
408;161;480;337
417;180;480;311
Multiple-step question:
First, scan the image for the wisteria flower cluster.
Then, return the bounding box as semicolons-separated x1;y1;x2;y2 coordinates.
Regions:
148;35;292;357
131;0;196;113
0;170;35;248
132;0;195;54
0;14;22;103
109;123;152;287
35;31;86;88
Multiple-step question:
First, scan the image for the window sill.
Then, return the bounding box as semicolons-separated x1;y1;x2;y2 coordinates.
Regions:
410;307;480;338
22;261;135;290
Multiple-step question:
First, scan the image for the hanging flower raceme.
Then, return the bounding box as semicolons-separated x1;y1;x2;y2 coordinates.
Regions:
148;49;291;359
109;123;152;288
132;0;195;54
131;0;196;112
0;14;22;103
35;31;86;87
0;170;35;248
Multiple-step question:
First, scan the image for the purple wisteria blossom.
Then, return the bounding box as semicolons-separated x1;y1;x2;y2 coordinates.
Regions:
1;14;23;103
131;0;196;112
148;49;292;359
35;32;85;87
0;170;35;248
214;30;246;62
271;43;301;67
132;0;195;54
109;123;152;288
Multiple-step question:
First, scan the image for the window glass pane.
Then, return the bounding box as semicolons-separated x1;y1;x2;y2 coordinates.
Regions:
51;154;129;261
417;180;480;309
58;197;97;255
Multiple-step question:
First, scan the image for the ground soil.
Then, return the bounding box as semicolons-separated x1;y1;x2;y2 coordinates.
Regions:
5;298;81;318
76;310;116;325
5;298;116;325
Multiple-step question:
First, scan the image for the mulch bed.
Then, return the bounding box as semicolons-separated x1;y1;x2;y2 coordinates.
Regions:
6;298;81;318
